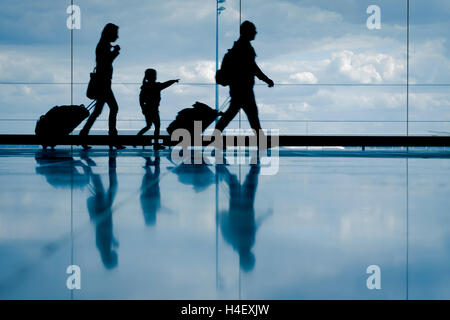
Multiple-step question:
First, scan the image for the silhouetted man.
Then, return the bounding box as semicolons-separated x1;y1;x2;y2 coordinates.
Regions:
215;21;274;137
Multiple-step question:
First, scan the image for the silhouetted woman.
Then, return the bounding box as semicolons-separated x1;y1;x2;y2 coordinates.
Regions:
80;23;125;150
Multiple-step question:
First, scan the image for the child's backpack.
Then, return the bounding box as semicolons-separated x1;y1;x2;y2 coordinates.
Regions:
215;49;234;87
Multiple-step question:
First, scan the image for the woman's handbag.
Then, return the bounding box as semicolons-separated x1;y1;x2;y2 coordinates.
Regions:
86;68;99;100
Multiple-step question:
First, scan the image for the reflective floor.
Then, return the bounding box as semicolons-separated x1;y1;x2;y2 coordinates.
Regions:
0;146;450;299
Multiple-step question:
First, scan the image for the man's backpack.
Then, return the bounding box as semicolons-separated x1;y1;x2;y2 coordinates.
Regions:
215;49;234;87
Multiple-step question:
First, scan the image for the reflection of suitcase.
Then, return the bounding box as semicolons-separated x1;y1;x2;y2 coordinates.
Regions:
35;101;95;149
35;151;90;189
166;101;222;136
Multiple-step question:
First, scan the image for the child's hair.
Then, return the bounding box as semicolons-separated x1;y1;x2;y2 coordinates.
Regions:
143;68;157;84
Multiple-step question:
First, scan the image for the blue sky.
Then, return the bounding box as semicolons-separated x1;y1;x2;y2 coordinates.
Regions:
0;0;449;134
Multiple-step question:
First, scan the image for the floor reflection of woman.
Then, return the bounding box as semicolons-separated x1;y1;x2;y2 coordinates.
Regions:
85;152;119;269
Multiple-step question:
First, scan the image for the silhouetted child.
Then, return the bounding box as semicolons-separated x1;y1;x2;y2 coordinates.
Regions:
137;68;179;150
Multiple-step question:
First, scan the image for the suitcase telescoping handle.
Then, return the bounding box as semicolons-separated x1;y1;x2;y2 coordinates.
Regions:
86;100;97;112
218;95;230;113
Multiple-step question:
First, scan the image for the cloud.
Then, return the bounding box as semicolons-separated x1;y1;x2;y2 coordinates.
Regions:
303;87;405;112
261;48;405;84
324;50;405;83
287;102;311;112
178;60;215;83
0;48;69;83
289;72;318;84
410;92;450;112
410;39;450;83
259;103;279;116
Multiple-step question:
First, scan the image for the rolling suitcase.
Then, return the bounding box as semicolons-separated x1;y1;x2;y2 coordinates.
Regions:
166;101;224;136
35;100;96;149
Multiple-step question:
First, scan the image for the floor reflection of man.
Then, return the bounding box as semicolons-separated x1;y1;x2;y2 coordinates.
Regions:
217;163;270;273
140;152;161;226
85;151;119;269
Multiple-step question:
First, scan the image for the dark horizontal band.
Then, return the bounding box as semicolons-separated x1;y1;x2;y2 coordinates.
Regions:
1;134;450;147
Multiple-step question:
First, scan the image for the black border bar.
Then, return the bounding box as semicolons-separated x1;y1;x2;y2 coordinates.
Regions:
0;134;450;147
